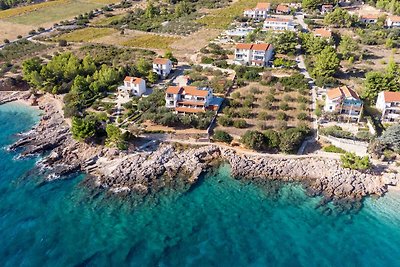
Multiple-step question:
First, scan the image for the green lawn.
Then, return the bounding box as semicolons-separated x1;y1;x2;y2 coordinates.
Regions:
4;0;118;26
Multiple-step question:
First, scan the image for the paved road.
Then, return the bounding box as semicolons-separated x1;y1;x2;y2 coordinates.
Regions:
295;14;309;32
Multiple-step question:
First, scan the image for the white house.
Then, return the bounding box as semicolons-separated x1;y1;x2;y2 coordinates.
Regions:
376;91;400;123
324;86;363;122
263;17;296;31
153;58;173;79
234;43;274;67
360;14;379;24
386;16;400;28
118;76;146;97
244;2;271;19
165;86;216;114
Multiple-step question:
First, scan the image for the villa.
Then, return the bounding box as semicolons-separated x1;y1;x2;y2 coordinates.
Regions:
263;17;296;31
234;43;274;67
360;14;379;24
376;91;400;123
275;4;290;14
324;86;363;122
243;2;271;19
165;86;216;114
386;16;400;28
312;28;332;39
153;58;173;79
118;76;146;97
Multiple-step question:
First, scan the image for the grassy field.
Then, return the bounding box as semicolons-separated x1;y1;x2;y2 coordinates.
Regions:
2;0;119;26
197;0;298;29
91;14;124;26
121;35;181;50
0;0;69;20
55;27;118;42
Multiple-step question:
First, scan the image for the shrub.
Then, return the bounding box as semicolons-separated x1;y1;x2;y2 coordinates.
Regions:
213;130;233;143
231;91;241;99
237;107;251;118
323;145;346;153
241;130;266;151
279;102;290;111
258;111;270;120
250;86;262;94
3;39;10;44
58;39;68;47
277;112;287;120
297;112;308;120
233;119;247;128
320;126;354;139
340;152;371;170
263;129;280;149
218;115;232;126
279;128;307;153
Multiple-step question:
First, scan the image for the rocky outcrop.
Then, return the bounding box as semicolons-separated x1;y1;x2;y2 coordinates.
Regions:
6;94;399;209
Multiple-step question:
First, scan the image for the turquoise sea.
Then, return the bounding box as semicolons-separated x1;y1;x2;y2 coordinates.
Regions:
1;102;400;267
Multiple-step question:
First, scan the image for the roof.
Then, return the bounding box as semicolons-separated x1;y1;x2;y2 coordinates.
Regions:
276;4;290;12
175;107;204;113
153;58;170;65
256;2;271;9
236;43;254;49
389;15;400;23
382;91;400;102
166;86;210;97
124;76;144;84
313;28;332;38
360;14;379;20
326;86;359;100
264;17;291;23
322;4;333;8
236;43;273;51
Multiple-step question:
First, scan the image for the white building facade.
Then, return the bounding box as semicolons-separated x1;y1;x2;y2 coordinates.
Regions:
234;43;274;67
243;2;271;19
386;16;400;28
324;86;363;122
376;91;400;122
263;17;296;31
118;76;146;97
153;58;173;79
165;86;214;114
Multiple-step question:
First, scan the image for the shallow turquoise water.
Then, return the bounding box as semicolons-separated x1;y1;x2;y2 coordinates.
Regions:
1;102;400;267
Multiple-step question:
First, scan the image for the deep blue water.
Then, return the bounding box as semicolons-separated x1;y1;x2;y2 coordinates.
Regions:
1;102;400;267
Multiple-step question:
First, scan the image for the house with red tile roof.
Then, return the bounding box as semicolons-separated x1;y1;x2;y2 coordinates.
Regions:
324;86;363;122
263;17;296;31
234;43;274;66
118;76;146;97
386;16;400;28
275;4;290;14
153;58;173;79
243;2;271;19
360;14;379;24
376;91;400;122
165;86;216;114
312;28;332;38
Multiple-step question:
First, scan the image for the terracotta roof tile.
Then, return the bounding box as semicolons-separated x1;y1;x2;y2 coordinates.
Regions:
256;2;271;9
383;91;400;102
153;58;170;65
236;43;273;51
166;86;210;97
177;100;205;106
124;76;144;84
236;43;253;49
389;15;400;23
326;86;359;100
265;17;291;23
361;14;379;20
276;4;290;12
313;28;332;38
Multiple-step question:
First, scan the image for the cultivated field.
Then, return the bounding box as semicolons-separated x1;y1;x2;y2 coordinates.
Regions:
120;35;181;50
55;27;118;42
0;0;119;40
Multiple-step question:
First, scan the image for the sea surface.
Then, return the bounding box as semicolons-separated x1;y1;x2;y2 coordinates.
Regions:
1;102;400;267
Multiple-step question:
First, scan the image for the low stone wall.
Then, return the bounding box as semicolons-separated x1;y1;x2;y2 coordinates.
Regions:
320;135;368;156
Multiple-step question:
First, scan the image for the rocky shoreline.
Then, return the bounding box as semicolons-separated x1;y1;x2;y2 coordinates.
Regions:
4;93;400;209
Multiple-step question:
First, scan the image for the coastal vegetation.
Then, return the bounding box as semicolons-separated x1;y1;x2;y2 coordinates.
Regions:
55;28;118;42
340;152;371;170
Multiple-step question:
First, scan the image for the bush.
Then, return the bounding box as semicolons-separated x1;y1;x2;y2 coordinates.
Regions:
297;112;308;120
279;102;290;111
323;145;346;153
320;126;354;139
258;111;270;120
340;152;371;170
58;39;68;47
233;119;247;128
218;115;232;126
3;39;10;44
277;112;287;120
213;130;233;143
279;127;308;153
241;130;266;151
263;129;280;149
